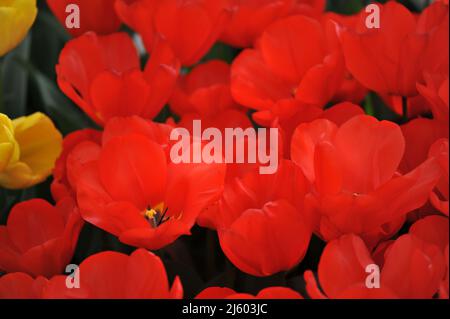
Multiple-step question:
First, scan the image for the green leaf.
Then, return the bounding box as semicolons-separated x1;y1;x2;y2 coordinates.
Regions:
327;0;365;15
15;57;96;134
201;42;240;64
30;10;70;78
30;67;96;134
0;35;32;118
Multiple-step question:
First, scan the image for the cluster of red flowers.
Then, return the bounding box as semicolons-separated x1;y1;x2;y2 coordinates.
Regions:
0;0;448;299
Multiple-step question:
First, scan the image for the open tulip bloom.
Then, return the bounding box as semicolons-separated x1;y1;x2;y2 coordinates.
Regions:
0;0;448;303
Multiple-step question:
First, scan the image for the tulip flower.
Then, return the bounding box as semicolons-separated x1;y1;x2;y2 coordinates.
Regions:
46;0;121;37
417;73;449;126
321;12;369;104
410;215;449;253
400;118;448;175
64;116;226;250
220;0;294;49
0;273;47;299
0;198;83;278
0;249;183;299
169;60;251;131
56;32;180;126
1;0;448;301
0;0;37;57
428;139;449;216
291;115;442;247
205;160;311;277
44;249;183;299
252;101;364;157
51;129;102;202
196;287;302;299
231;14;345;113
220;0;325;48
406;215;449;299
115;0;232;66
400;119;448;216
339;1;449;98
304;232;446;299
0;112;62;189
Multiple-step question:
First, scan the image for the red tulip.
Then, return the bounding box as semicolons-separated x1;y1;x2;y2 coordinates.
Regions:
339;1;449;97
400;119;448;174
44;249;182;299
291;0;326;17
408;215;449;299
220;0;293;48
409;215;449;253
304;233;446;299
0;249;183;299
231;14;345;112
51;129;102;202
0;273;47;299
252;101;364;157
56;32;179;126
206;160;311;277
115;0;232;66
380;93;432;118
169;60;252;131
291;115;442;247
417;73;449;125
428;139;449;216
319;12;369;104
400;119;449;216
47;0;121;37
66;117;226;250
0;198;83;278
196;286;302;299
220;0;325;48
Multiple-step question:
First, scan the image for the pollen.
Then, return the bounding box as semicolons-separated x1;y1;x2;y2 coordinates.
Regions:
142;203;169;228
144;208;158;220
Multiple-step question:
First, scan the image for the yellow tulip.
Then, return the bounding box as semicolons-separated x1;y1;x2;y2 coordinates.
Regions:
0;0;38;57
0;112;62;189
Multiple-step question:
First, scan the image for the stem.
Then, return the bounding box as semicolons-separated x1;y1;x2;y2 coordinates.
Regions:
364;92;375;116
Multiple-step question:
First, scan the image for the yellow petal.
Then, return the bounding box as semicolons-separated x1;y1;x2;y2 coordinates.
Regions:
0;113;20;167
0;112;62;189
0;113;14;132
0;160;34;189
13;112;62;176
0;142;14;172
0;0;37;56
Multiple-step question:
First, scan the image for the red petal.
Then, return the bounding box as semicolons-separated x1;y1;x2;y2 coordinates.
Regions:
196;287;237;299
219;200;311;276
7;200;65;253
334;115;405;193
382;235;446;299
318;234;374;298
99;134;167;209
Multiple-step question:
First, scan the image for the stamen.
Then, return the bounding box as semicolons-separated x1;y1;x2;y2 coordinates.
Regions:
157;207;169;226
142;203;171;228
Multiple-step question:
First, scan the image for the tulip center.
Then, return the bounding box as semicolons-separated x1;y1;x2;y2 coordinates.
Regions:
143;202;169;228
